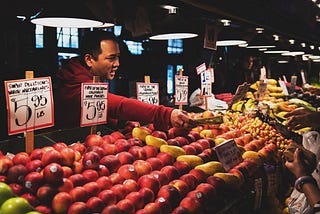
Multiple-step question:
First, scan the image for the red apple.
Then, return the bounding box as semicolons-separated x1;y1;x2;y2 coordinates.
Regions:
186;134;196;144
179;196;202;213
169;179;189;198
21;192;39;207
151;131;168;141
114;139;131;152
156;152;174;166
179;174;198;190
174;136;190;146
195;182;216;199
29;148;44;160
101;204;122;214
206;175;226;193
150;170;169;186
69;142;86;155
52;192;73;214
69;186;89;202
72;161;84;174
188;131;201;141
68;201;89;214
100;155;121;173
109;172;125;185
86;145;105;158
143;202;161;214
24;171;43;193
186;190;206;204
143;145;159;158
157;184;180;207
25;159;42;173
117;164;139;180
36;184;57;205
110;184;128;201
129;146;147;160
111;131;126;140
154;197;172;213
171;206;190;214
123;179;139;192
168;128;189;139
138;174;161;194
182;145;197;155
117;199;135;214
167;138;181;146
35;205;52;214
98;189;117;205
83;181;100;197
82;151;100;170
96;164;109;176
116;151;135;165
100;143;118;155
58;177;74;192
62;166;73;178
102;134;116;144
189;142;203;153
242;133;254;144
96;176;112;191
59;147;76;166
125;191;145;210
7;164;28;184
86;196;105;213
173;161;192;175
69;173;86;187
124;121;141;133
139;187;155;204
146;157;164;171
133;160;153;177
43;163;64;185
160;165;180;181
9;183;25;196
127;137;144;147
52;142;68;152
84;134;104;147
189;169;208;183
234;137;245;146
196;139;211;150
82;169;99;182
13;152;31;166
41;149;63;166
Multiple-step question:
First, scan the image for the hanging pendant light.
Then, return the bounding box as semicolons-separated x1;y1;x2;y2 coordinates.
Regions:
216;24;247;46
149;6;198;40
30;1;108;28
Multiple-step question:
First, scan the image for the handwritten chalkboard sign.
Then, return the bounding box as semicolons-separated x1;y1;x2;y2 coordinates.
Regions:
4;77;54;135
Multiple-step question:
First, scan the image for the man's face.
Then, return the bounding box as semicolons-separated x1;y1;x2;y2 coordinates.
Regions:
89;40;120;80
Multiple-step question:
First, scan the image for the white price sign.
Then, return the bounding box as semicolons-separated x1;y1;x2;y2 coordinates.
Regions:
200;69;212;97
4;77;54;135
136;82;159;105
174;75;188;105
214;139;243;171
81;83;108;127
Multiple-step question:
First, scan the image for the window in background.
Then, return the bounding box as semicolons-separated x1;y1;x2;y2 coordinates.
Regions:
123;40;143;55
167;64;174;94
35;25;44;48
57;27;79;48
168;39;183;54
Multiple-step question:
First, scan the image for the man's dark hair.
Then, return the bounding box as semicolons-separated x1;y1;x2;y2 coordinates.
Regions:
80;30;118;60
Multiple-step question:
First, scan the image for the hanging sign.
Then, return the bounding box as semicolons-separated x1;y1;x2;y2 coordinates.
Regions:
80;83;108;127
278;80;289;96
214;139;243;171
174;75;188;105
200;69;212;97
204;23;219;50
4;77;54;135
196;63;206;75
136;82;159;105
300;70;307;85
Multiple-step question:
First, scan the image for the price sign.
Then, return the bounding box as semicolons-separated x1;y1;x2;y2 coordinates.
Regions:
213;139;243;171
174;75;188;105
200;69;212;97
4;77;54;135
257;79;268;98
136;82;159;105
81;83;108;127
278;80;289;95
229;82;250;106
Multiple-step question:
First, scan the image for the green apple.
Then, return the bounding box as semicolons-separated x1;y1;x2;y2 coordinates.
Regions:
26;212;41;214
0;182;14;206
0;197;33;214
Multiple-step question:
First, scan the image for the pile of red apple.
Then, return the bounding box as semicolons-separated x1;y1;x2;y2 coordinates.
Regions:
0;115;286;214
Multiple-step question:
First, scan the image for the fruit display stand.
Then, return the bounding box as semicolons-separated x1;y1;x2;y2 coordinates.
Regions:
0;108;296;214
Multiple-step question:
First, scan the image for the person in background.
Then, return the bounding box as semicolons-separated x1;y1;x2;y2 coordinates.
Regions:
284;107;320;213
54;30;192;131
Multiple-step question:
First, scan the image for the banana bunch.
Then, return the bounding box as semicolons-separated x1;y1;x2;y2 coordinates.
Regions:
289;98;316;112
231;99;256;112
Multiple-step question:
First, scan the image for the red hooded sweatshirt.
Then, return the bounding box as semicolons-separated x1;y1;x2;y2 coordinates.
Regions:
54;57;173;130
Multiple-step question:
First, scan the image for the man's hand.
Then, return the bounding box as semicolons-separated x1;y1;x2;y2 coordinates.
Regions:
284;107;320;130
170;109;196;129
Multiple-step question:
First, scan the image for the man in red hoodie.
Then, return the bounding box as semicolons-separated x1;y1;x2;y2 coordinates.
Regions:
54;30;191;130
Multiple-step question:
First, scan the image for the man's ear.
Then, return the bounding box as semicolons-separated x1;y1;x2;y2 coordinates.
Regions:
84;54;94;67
